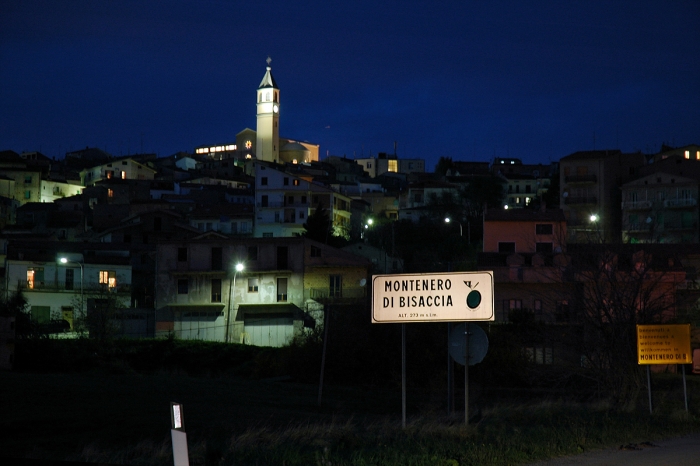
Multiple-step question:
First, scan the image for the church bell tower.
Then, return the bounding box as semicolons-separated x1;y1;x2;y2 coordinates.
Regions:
256;57;280;162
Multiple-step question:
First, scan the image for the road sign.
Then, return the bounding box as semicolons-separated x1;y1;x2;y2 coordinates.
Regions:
448;323;489;366
371;271;494;323
637;324;692;365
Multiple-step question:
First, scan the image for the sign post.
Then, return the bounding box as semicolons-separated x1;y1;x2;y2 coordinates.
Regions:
372;272;494;425
636;324;692;413
170;402;189;466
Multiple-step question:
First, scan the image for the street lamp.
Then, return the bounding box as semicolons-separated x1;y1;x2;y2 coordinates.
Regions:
59;256;83;328
225;262;245;343
444;217;463;238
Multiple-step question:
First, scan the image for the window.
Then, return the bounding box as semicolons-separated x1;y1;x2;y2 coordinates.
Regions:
536;242;553;253
247;246;258;261
293;179;300;186
311;246;322;257
288;196;294;205
301;195;307;204
178;247;187;262
283;177;289;186
536;224;553;235
211;279;222;302
248;277;259;293
498;242;516;253
277;246;288;269
261;195;268;207
498;299;521;322
99;270;117;288
24;191;31;199
65;269;74;291
178;279;189;295
277;278;288;302
27;267;44;289
211;247;222;270
24;175;32;183
525;346;553;365
330;275;342;298
388;160;398;173
262;232;273;238
261;177;268;186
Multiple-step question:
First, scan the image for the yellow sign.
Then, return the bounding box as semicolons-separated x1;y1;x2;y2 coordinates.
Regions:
637;324;692;365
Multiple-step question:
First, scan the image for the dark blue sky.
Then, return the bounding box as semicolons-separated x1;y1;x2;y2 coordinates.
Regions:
1;0;698;170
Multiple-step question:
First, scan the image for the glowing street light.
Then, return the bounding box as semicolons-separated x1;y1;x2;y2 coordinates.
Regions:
590;214;599;222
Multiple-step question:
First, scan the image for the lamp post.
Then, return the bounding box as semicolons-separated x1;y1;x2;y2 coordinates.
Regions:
444;217;463;237
59;257;83;328
225;263;245;343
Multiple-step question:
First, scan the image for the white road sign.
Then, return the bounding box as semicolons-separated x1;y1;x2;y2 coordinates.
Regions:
372;271;494;323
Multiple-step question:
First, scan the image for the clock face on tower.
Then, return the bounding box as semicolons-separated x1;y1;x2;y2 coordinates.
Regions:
245;140;252;149
273;105;279;113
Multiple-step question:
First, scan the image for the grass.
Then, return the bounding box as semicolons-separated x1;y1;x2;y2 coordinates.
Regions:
1;367;700;465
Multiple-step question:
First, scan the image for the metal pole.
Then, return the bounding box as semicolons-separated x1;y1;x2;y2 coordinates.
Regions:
318;306;329;407
647;365;653;414
465;324;470;425
79;262;84;325
682;364;688;413
402;323;406;428
447;323;453;415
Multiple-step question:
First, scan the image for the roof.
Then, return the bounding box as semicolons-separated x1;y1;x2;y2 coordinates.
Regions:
235;304;304;321
485;208;566;222
258;66;278;89
560;149;622;161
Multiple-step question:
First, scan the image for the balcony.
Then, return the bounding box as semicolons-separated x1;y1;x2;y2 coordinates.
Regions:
19;280;131;293
664;198;697;208
622;200;652;210
564;196;597;206
564;174;597;184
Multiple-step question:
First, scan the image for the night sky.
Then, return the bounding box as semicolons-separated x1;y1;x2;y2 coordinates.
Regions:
1;0;699;170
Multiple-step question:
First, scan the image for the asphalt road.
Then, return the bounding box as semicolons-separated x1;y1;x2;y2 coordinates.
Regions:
529;433;700;466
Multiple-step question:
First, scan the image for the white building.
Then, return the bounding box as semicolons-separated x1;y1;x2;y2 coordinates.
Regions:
4;244;132;334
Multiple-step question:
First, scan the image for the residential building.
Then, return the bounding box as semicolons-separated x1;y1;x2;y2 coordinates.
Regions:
254;162;352;238
4;241;132;334
621;172;699;244
154;236;370;347
559;150;646;243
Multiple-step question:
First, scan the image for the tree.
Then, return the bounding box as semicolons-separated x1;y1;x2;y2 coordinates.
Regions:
73;285;128;343
434;156;454;177
302;203;347;247
544;244;684;404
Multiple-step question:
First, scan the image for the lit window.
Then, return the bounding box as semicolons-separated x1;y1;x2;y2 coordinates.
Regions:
108;189;114;198
121;172;126;180
27;267;44;288
99;270;117;288
685;151;690;159
388;160;398;173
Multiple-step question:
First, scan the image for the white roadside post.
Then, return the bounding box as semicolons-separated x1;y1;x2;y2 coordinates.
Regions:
170;402;189;466
372;271;494;426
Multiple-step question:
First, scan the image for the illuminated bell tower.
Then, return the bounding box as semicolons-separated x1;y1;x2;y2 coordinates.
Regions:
256;57;280;162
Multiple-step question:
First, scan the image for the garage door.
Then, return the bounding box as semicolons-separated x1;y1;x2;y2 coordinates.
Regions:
176;310;225;342
245;316;294;347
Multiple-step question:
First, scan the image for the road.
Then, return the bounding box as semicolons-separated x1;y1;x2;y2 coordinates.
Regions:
529;433;700;466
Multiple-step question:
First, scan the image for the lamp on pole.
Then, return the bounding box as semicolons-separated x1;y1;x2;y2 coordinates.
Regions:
444;217;463;237
225;263;245;343
59;257;83;328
